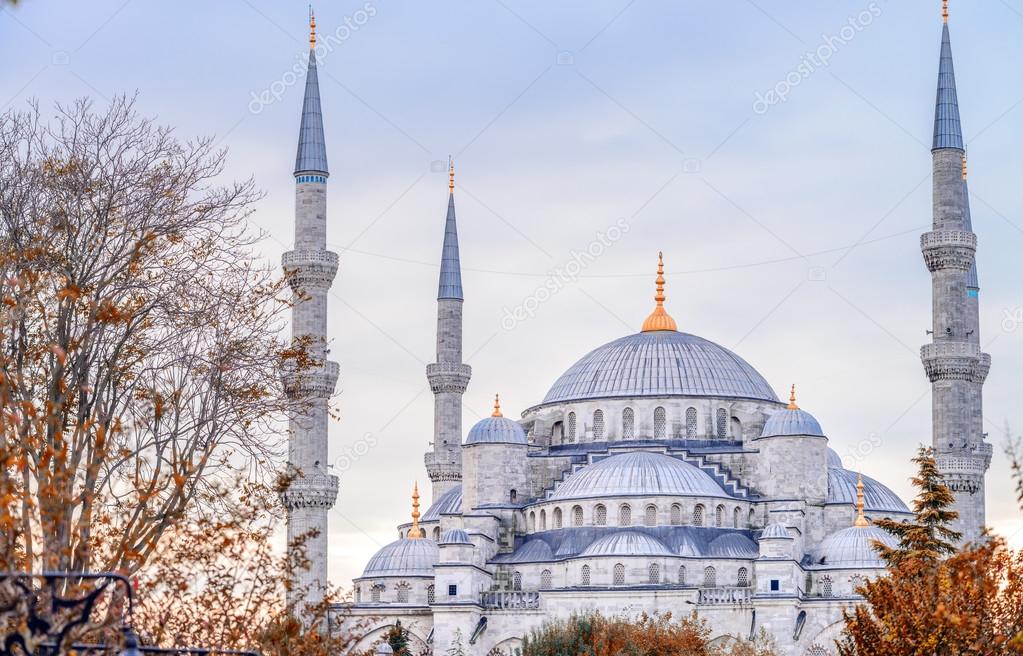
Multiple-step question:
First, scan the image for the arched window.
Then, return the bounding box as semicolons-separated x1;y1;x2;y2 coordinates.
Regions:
529;511;536;533
807;646;827;656
622;407;635;439
567;412;577;441
581;565;591;586
571;505;583;527
733;507;741;529
820;575;833;597
433;526;441;541
510;489;517;503
715;504;725;527
619;504;632;526
355;586;362;603
427;585;435;604
748;507;756;528
716;408;727;438
850;575;866;595
737;567;749;587
540;569;552;590
613;563;625;586
648;562;660;584
685;407;697;438
395;582;410;603
371;584;384;602
512;571;522;591
644;504;657;527
703;566;717;587
653;406;666;438
670;503;682;526
693;504;704;526
595;504;607;525
539;509;547;531
805;573;813;595
593;410;605;440
678;565;686;585
553;507;563;529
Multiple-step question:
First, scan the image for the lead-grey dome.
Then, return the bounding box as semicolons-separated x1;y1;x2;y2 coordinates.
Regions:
827;468;910;514
760;407;825;438
465;416;527;445
541;331;779;405
550;451;730;501
580;531;673;557
815;525;897;568
361;538;438;578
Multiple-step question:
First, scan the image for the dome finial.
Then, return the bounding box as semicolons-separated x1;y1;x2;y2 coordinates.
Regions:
448;156;455;194
409;482;424;539
491;393;502;417
853;473;870;527
942;0;949;24
962;153;968;180
787;384;799;410
640;252;678;332
309;6;317;49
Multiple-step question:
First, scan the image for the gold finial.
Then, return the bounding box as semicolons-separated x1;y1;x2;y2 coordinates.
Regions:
787;384;799;410
492;394;502;417
962;154;968;180
640;252;678;332
942;0;949;23
448;157;455;194
309;7;317;49
853;473;870;528
409;482;424;539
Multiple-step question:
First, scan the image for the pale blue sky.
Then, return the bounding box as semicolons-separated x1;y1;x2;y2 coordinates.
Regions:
3;1;1022;587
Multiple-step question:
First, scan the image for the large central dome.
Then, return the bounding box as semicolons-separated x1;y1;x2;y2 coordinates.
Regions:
542;331;779;405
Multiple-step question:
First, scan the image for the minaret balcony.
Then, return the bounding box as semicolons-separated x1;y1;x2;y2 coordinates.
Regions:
280;472;340;511
426;362;472;394
282;359;341;399
282;249;340;291
920;342;983;382
920;230;977;272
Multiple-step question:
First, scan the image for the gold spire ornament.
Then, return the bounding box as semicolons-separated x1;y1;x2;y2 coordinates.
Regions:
942;0;949;23
492;393;502;417
449;157;455;194
309;8;317;49
409;482;424;539
853;473;870;527
787;384;799;410
962;154;968;180
640;252;678;332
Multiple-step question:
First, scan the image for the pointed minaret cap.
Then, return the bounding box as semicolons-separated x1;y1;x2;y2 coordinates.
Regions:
437;159;463;300
409;482;425;539
853;473;870;528
933;2;964;151
787;384;799;410
491;394;503;417
294;11;329;176
640;252;678;332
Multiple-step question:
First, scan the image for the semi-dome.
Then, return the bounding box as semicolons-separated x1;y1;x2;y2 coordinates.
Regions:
504;539;555;563
550;452;730;501
827;448;844;468
422;485;462;522
465;395;528;445
580;531;673;557
760;523;792;540
827;468;910;514
815;525;897;568
708;533;759;558
361;538;439;578
541;331;779;405
439;529;471;544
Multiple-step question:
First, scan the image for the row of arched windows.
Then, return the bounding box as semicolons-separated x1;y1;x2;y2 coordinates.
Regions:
356;582;437;604
513;564;749;588
529;502;752;531
563;406;732;442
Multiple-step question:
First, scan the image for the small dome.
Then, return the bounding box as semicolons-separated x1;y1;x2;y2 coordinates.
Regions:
581;531;673;557
439;529;471;544
708;533;759;558
550;452;730;501
828;468;910;514
760;523;792;540
827;448;843;468
815;525;897;568
422;485;462;521
361;538;438;578
760;407;824;438
505;539;555;563
465;416;527;446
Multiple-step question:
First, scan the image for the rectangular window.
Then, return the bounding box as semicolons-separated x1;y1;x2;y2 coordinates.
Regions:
448;584;457;597
770;579;780;591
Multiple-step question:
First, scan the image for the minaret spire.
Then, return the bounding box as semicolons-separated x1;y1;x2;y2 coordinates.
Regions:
426;165;471;502
921;2;990;544
280;8;340;614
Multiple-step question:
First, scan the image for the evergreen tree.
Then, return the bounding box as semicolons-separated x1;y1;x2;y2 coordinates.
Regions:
873;446;961;567
385;621;410;656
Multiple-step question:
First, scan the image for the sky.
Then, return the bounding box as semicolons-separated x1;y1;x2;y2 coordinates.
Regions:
2;0;1022;588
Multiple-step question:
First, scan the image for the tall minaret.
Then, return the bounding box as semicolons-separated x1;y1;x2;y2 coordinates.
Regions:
920;1;991;543
424;161;471;502
280;11;340;608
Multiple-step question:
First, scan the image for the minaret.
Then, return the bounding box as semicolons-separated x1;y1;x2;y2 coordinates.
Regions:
425;161;471;502
920;1;991;543
280;11;340;608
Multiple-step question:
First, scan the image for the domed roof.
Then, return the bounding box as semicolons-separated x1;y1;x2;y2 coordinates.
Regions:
465;416;527;446
580;531;673;557
760;523;792;540
439;529;471;544
761;407;824;438
505;539;555;563
815;525;897;568
422;485;462;521
550;452;730;501
361;538;439;578
827;468;910;514
541;331;779;405
827;448;844;468
708;533;759;558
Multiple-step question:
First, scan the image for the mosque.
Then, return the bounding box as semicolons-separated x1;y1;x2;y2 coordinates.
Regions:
276;5;991;655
